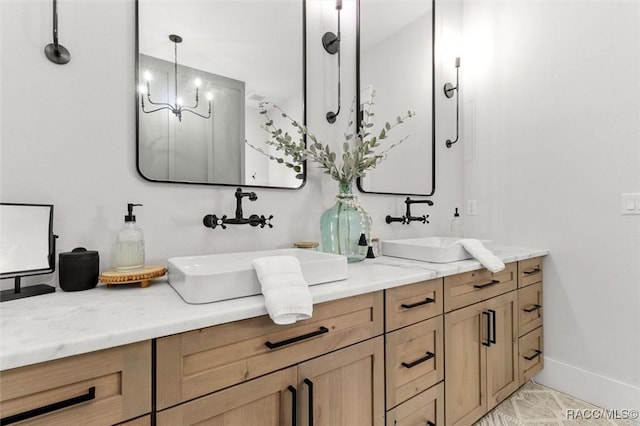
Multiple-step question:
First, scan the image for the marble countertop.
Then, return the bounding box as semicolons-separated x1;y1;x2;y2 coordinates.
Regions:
0;245;548;371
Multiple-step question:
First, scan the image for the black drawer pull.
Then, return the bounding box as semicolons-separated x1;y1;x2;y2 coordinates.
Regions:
401;351;435;369
523;268;541;276
488;309;497;344
524;349;542;361
0;386;95;425
401;297;435;309
523;304;542;313
287;386;297;426
304;378;314;426
482;311;491;347
265;326;329;350
474;279;500;289
427;421;436;426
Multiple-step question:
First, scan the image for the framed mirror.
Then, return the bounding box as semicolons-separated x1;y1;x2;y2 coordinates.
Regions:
356;0;435;195
136;0;306;189
0;203;56;301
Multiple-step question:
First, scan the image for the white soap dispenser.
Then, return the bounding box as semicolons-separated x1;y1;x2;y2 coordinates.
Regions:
113;203;145;271
450;207;464;238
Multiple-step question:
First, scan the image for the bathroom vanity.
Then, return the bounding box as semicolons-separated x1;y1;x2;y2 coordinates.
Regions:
0;247;546;426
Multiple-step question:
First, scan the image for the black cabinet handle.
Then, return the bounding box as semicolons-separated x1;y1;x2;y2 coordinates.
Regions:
482;311;491;347
488;309;497;344
473;280;500;289
0;386;95;425
288;386;297;426
304;378;314;426
401;351;435;369
523;268;541;276
427;421;436;426
523;304;542;313
401;298;435;309
265;327;329;350
524;349;542;361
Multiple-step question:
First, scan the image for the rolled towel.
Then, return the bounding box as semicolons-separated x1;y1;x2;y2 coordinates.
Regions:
458;239;505;273
252;255;313;325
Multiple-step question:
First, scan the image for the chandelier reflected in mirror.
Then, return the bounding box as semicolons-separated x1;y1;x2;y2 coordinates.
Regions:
139;34;212;122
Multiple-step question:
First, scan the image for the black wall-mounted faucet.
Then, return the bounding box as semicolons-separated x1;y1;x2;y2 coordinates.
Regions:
386;197;434;225
203;188;273;230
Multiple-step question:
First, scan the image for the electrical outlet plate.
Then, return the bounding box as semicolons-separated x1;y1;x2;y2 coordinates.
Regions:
621;193;640;215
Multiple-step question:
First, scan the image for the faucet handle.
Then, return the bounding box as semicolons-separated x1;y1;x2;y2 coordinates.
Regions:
209;214;227;230
260;215;274;228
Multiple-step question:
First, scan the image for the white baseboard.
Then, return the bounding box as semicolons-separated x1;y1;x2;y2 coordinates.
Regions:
535;357;640;424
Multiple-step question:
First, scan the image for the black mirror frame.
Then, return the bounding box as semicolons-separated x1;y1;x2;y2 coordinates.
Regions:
355;0;436;196
134;0;308;190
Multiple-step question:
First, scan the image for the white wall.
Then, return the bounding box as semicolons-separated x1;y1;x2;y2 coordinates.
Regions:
462;0;640;411
0;0;462;289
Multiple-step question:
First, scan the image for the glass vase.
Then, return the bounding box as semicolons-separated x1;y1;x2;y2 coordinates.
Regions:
320;181;371;263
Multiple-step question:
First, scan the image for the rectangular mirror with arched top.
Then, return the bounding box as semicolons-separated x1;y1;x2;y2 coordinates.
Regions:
356;0;435;195
136;0;306;189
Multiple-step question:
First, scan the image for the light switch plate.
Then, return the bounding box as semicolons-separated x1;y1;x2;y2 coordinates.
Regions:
467;200;477;216
621;193;640;215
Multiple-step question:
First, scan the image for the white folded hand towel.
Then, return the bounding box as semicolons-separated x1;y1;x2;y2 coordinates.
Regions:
252;255;313;325
458;239;505;273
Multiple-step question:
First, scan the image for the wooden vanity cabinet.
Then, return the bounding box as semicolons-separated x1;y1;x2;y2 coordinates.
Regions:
384;278;445;425
518;257;544;385
156;292;383;410
156;292;384;425
157;337;385;426
444;263;520;426
0;341;151;426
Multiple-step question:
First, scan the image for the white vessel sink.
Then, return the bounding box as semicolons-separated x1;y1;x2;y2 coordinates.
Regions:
381;237;475;263
168;248;348;304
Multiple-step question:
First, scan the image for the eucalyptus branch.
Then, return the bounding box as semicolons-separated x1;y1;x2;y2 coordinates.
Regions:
257;89;414;184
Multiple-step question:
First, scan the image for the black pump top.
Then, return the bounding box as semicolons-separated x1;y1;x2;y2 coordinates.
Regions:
454;207;460;217
125;203;143;222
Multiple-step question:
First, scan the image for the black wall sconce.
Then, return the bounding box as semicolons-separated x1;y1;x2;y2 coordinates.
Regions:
444;57;461;148
323;0;342;123
44;0;71;65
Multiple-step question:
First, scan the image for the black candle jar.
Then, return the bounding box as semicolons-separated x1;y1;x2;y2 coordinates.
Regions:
59;247;99;292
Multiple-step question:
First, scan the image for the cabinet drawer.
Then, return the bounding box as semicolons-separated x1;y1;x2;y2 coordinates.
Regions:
444;263;517;312
519;327;544;384
518;282;543;337
157;291;383;410
386;316;443;409
0;341;151;426
518;257;543;288
386;382;444;426
386;278;443;331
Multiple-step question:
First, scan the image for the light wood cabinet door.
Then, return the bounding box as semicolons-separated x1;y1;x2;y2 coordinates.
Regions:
386;382;444;426
298;337;385;426
157;367;297;426
444;303;487;426
485;291;519;410
0;341;151;426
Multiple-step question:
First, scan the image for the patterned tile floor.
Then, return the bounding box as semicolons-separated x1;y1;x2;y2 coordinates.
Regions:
474;381;635;426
